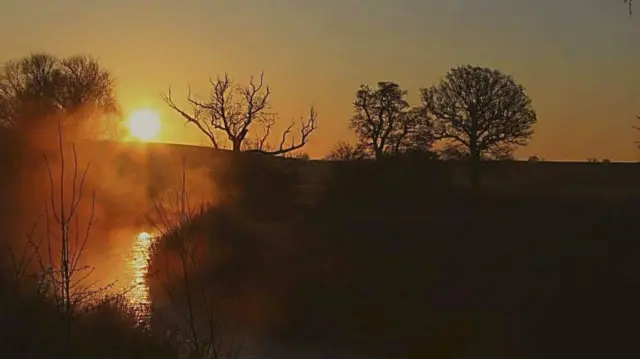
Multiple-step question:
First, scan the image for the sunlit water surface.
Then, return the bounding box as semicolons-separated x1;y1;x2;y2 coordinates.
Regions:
125;231;154;316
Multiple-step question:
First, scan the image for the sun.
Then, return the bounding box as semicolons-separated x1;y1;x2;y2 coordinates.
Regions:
127;109;161;141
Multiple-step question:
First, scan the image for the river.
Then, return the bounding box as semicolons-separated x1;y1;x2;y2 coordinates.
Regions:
122;231;156;314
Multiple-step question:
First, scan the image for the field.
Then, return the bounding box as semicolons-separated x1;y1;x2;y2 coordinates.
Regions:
2;140;639;358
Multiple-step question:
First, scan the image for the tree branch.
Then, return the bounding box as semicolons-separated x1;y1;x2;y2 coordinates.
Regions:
161;87;219;148
247;106;317;155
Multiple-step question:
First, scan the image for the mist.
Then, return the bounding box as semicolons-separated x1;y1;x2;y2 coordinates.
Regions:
0;126;222;296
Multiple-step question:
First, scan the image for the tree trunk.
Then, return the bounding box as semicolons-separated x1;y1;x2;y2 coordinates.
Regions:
374;145;383;160
232;138;242;152
469;155;480;194
469;129;480;194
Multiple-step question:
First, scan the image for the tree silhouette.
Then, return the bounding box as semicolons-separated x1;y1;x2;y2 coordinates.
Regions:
438;143;469;161
349;82;429;159
421;65;537;161
325;141;367;160
161;72;317;155
0;53;119;140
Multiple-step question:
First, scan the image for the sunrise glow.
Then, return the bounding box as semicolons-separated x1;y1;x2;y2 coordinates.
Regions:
127;109;161;141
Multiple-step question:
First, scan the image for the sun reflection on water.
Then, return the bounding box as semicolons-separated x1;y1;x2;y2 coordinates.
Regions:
127;231;154;311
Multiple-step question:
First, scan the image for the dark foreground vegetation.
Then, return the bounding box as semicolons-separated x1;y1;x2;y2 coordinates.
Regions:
147;148;640;358
1;138;639;358
2;7;639;353
0;138;180;358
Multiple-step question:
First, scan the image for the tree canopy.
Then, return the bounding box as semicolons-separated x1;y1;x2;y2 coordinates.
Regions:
0;53;119;140
349;82;433;159
420;65;536;160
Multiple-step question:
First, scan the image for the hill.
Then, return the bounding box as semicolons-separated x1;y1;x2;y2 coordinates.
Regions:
2;139;639;358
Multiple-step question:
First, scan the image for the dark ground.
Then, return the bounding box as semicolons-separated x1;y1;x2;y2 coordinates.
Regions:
2;140;638;359
151;155;640;359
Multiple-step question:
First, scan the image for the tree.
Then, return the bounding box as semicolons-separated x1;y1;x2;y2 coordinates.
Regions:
420;65;537;162
438;144;469;161
349;82;429;159
0;53;119;140
161;72;317;155
325;141;367;161
284;150;310;160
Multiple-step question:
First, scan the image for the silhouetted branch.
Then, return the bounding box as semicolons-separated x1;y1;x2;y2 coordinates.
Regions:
421;65;536;161
0;53;119;139
161;87;220;149
348;82;425;159
163;71;317;155
148;160;242;359
247;106;318;155
38;121;113;347
325;141;368;160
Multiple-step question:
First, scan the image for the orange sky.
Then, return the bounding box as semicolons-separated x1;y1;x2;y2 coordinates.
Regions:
1;0;640;161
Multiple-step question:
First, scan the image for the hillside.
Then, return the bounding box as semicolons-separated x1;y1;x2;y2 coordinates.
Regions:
2;139;639;358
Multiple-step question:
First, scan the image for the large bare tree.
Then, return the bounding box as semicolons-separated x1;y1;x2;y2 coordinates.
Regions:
0;53;119;140
421;65;536;161
349;82;428;159
161;72;317;155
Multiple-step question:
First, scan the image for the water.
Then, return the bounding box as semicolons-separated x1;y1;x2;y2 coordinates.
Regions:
125;231;155;315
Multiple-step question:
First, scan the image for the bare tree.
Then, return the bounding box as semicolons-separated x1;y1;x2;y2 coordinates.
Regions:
325;141;367;161
0;53;119;140
40;121;108;345
161;72;317;155
349;82;423;159
283;150;310;160
438;143;469;161
421;65;537;161
148;161;242;359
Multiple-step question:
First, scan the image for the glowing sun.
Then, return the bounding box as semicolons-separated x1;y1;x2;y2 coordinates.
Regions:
127;109;161;141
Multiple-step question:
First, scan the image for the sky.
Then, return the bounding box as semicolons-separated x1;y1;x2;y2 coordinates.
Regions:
1;0;639;160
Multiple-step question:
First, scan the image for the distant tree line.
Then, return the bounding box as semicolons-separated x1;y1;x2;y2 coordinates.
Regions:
1;52;636;159
327;65;538;163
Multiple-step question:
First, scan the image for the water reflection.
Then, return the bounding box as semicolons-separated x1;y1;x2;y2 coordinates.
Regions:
127;231;154;311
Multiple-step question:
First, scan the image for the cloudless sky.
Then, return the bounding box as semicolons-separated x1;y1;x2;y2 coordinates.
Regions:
1;0;639;160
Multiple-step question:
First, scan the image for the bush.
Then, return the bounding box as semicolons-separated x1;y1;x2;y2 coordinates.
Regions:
0;271;178;359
